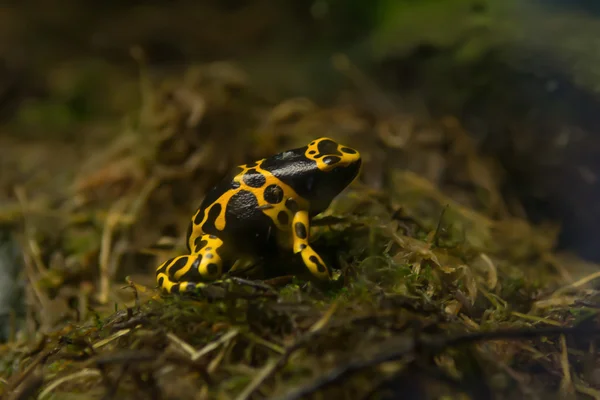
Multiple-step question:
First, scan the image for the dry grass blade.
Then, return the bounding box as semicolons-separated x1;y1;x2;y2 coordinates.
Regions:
309;300;339;333
166;332;197;357
235;358;279;400
552;270;600;297
478;253;497;290
192;329;240;361
98;199;130;304
559;334;575;397
38;369;102;400
14;186;48;276
92;329;131;349
573;383;600;400
510;312;563;327
242;332;285;354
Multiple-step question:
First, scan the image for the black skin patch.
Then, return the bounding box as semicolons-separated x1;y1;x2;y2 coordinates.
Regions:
185;222;193;252
285;198;299;213
341;147;357;154
178;255;203;281
194;238;208;253
317;139;341;156
205;253;214;259
171;284;180;294
209;235;218;239
309;255;326;272
193;209;205;226
156;258;175;275
207;263;219;275
259;148;318;199
231;181;241;189
263;184;284;204
158;276;164;287
295;222;307;239
202;204;222;235
186;283;196;292
277;211;289;225
226;190;259;223
323;155;341;165
224;189;278;253
193;166;243;227
299;244;307;250
168;257;189;277
243;169;267;188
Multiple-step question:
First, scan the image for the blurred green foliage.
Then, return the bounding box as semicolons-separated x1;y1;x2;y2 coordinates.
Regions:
369;0;600;92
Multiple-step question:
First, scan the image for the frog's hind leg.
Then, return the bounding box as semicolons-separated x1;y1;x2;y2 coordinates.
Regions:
291;210;331;280
155;234;226;293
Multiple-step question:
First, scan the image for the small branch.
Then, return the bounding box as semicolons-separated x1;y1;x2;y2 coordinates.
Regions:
273;325;600;400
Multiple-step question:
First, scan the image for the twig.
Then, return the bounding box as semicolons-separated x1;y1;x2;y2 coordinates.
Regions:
236;303;350;400
431;204;449;248
5;347;61;394
5;366;44;400
161;352;212;385
90;350;158;367
272;325;600;400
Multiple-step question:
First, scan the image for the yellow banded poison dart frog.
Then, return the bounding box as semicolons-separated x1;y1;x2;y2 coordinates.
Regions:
155;137;361;294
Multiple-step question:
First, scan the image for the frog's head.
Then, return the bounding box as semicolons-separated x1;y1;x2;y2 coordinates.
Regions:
304;137;362;211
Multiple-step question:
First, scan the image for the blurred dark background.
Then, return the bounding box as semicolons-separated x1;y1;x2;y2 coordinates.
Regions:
2;0;600;262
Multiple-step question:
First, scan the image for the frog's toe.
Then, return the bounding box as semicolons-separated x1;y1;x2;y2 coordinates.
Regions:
299;246;331;280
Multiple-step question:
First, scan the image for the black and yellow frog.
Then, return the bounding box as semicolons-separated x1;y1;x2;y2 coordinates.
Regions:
155;137;361;293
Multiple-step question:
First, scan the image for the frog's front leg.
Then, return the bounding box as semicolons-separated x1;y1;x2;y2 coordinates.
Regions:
292;210;331;280
155;234;226;293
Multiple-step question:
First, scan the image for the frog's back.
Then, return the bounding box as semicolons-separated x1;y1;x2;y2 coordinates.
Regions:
196;145;312;217
188;161;282;254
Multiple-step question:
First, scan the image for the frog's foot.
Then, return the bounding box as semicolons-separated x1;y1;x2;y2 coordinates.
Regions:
291;210;331;280
155;246;225;294
228;256;261;276
160;276;227;295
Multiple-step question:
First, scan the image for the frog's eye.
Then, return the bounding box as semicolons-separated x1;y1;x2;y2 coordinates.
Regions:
316;139;339;155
